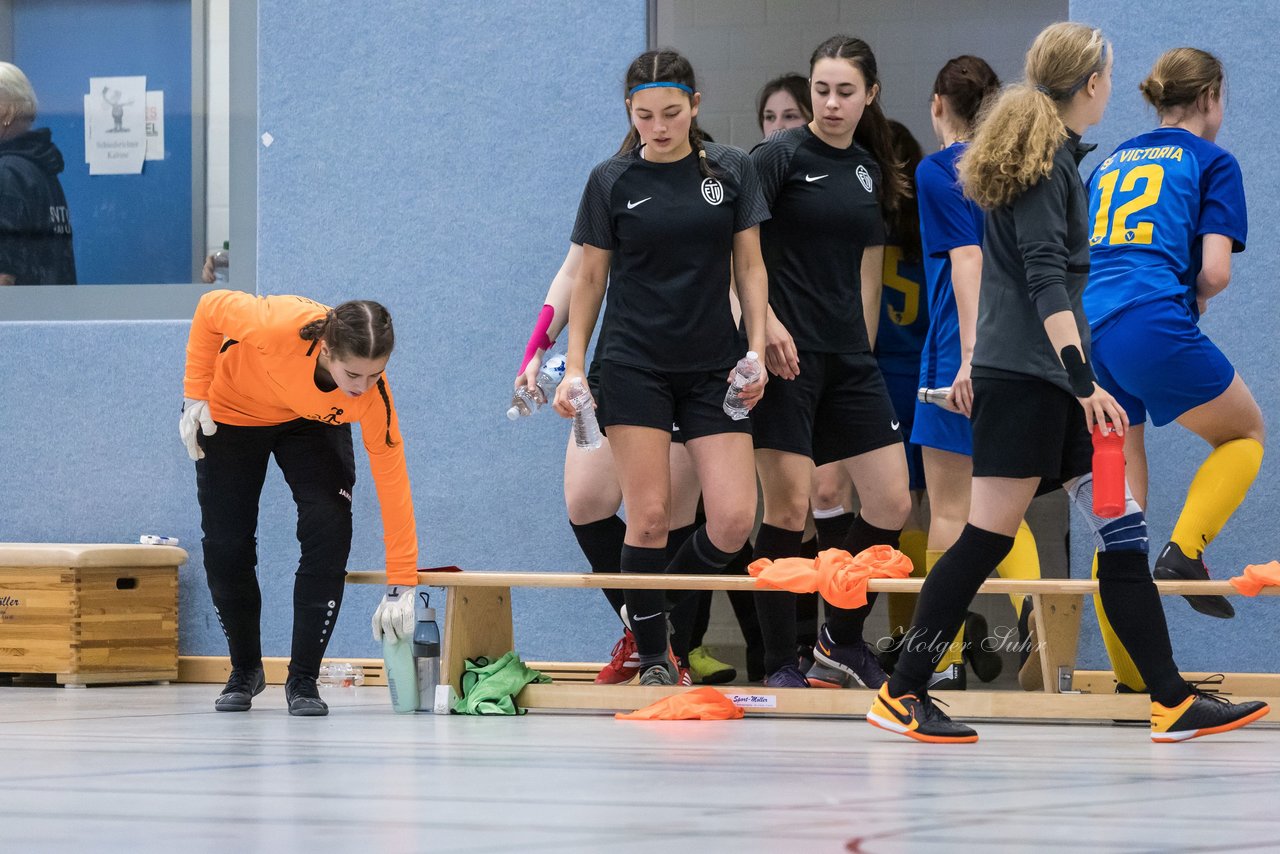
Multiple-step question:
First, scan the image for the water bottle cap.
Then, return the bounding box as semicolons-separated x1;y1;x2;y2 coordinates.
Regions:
418;607;436;621
506;406;520;420
745;351;758;361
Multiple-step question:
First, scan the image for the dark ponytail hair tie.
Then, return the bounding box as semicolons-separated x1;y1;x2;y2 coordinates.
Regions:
1034;83;1054;97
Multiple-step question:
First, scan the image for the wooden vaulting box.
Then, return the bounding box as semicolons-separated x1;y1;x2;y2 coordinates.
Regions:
0;544;187;686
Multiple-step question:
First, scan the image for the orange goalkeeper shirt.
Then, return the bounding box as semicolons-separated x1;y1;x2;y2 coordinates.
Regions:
184;290;419;584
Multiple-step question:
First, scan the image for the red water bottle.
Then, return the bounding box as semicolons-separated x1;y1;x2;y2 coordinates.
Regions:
1091;422;1125;517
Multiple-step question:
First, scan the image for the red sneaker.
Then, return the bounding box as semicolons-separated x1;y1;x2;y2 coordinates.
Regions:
594;628;640;684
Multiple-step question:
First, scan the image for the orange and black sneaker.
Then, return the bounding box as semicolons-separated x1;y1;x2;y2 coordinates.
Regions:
1150;688;1269;742
866;683;978;743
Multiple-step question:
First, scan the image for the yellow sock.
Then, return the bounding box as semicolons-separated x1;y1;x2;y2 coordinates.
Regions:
923;548;965;672
994;520;1040;617
887;528;927;635
1091;550;1146;691
1170;438;1263;557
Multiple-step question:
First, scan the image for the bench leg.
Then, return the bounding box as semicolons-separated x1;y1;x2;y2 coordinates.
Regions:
441;585;513;693
1032;593;1084;693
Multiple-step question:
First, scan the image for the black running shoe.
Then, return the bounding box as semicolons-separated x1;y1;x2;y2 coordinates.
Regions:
285;675;329;717
811;623;887;689
866;683;978;743
963;611;1003;683
1153;542;1235;619
1151;687;1269;742
214;666;265;712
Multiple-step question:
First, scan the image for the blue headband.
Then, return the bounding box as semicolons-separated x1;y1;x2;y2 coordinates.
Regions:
628;81;694;97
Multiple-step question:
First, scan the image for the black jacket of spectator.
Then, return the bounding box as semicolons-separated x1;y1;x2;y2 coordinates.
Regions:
0;128;76;285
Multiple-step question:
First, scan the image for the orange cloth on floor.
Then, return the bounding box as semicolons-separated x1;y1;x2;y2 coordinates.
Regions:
615;687;745;721
748;545;914;609
1229;561;1280;596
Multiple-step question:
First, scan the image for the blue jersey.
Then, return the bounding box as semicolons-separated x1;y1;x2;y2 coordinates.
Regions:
915;142;983;388
876;237;928;374
1084;127;1246;331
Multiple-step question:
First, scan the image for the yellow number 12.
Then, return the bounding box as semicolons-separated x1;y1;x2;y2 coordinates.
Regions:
1090;163;1164;246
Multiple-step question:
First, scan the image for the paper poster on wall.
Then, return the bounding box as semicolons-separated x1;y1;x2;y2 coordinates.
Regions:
144;90;165;161
85;75;146;174
83;89;163;163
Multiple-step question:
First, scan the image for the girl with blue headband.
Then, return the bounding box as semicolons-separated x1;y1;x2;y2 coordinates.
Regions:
553;49;771;686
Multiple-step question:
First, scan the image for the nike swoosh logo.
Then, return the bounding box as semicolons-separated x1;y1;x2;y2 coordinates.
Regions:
631;611;663;622
804;174;828;182
627;197;652;209
891;420;900;431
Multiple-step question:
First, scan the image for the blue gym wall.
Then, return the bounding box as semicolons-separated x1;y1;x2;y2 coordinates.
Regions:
1068;0;1280;672
0;1;649;665
1;1;1277;675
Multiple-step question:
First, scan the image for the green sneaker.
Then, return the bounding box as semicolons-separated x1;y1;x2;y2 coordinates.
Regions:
688;646;736;685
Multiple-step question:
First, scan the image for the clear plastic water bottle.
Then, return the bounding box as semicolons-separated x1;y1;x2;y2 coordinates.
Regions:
723;351;761;420
212;240;229;284
383;634;419;713
507;353;567;420
917;386;953;406
413;591;442;713
568;377;602;450
317;661;365;688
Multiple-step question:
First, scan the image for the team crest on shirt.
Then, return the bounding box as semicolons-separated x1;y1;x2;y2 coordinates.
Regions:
701;177;724;205
856;165;874;193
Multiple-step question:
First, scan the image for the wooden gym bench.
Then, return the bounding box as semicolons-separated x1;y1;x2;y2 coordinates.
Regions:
346;570;1280;722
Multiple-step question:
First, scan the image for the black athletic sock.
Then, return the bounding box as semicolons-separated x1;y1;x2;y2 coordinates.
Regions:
720;545;765;681
1097;550;1189;707
288;573;346;680
796;530;821;649
571;516;627;617
889;524;1013;696
667;524;738;574
825;516;901;645
620;544;670;658
752;523;806;675
814;512;855;553
665;521;704;657
666;526;737;659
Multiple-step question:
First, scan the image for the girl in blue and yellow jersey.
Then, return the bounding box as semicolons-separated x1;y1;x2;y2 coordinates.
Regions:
868;23;1267;744
1084;48;1260;625
901;56;1042;690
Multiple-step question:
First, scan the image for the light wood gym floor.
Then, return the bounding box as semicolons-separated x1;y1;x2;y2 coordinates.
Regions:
1;683;1277;853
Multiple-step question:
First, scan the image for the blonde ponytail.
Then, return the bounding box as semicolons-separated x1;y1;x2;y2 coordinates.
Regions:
958;22;1108;210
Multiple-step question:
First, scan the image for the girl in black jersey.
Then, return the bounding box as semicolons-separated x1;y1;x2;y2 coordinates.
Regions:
553;50;770;686
866;22;1268;743
747;36;910;690
515;242;705;685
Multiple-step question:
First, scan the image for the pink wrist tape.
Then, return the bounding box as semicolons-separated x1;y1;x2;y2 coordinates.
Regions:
519;304;556;374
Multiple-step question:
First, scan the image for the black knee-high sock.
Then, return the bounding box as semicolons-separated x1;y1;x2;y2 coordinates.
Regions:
825;516;902;645
752;523;806;675
889;524;1013;695
289;573;346;680
571;516;627;617
814;512;855;553
620;544;670;659
722;545;765;680
667;526;737;658
1097;551;1189;707
796;536;821;648
666;522;703;659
